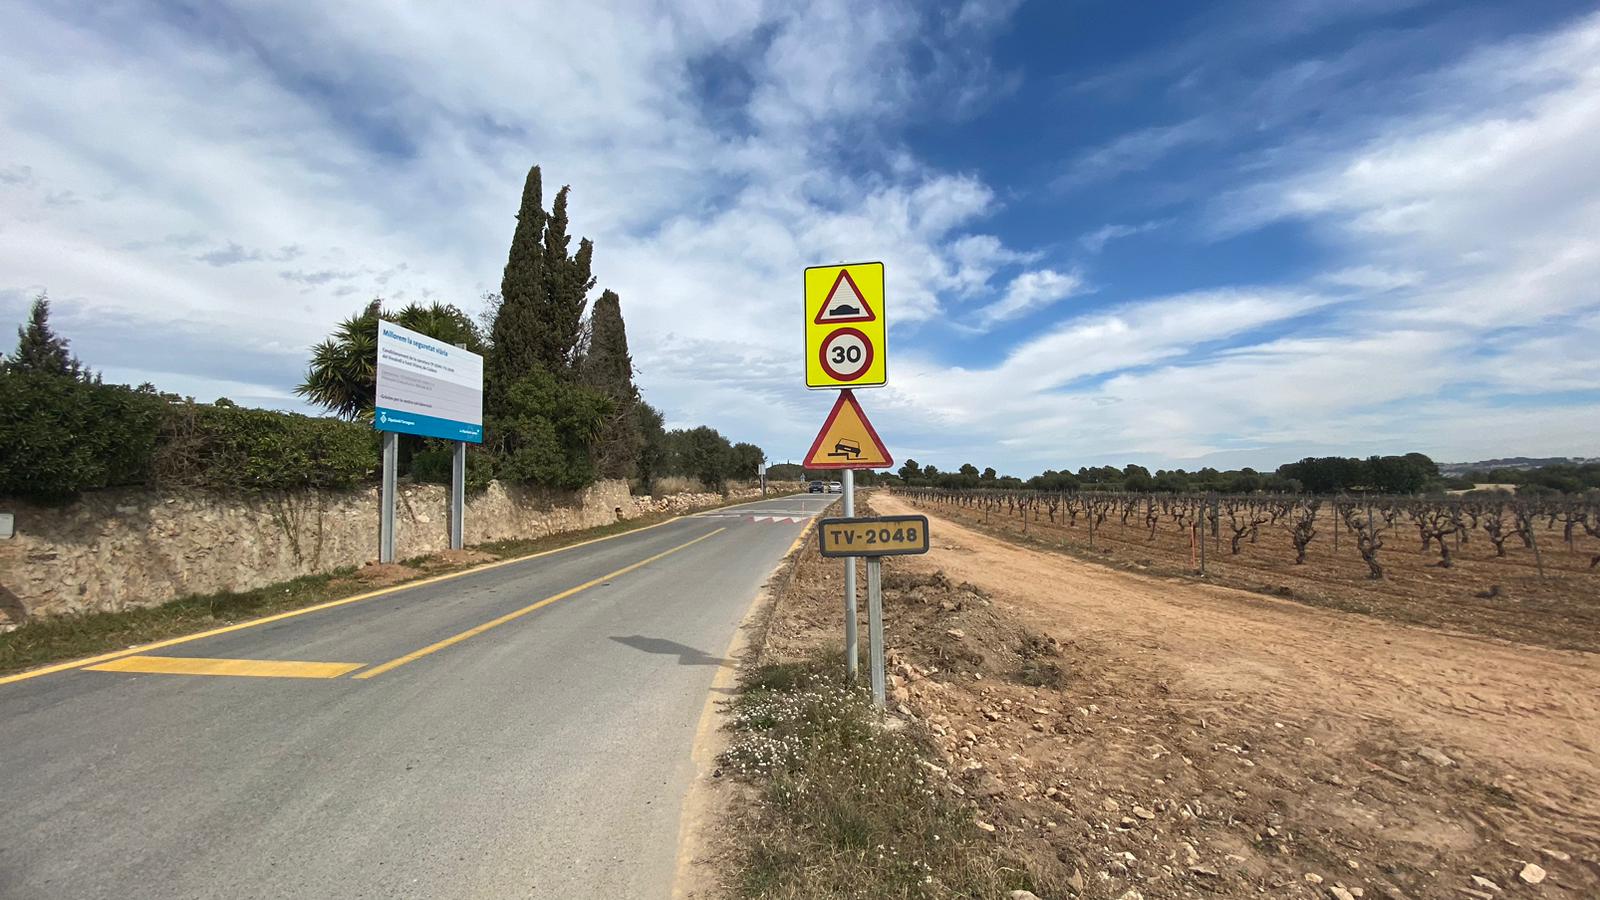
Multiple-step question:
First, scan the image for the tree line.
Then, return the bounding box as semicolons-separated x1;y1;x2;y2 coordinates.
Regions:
1;165;762;500
876;451;1590;496
1454;462;1600;495
295;165;763;493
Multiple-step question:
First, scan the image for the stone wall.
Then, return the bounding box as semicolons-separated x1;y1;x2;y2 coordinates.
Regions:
0;480;799;627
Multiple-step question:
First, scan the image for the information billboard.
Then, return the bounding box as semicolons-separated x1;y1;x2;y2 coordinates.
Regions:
374;321;484;443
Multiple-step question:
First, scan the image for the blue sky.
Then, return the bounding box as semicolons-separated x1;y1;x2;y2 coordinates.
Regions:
3;0;1598;476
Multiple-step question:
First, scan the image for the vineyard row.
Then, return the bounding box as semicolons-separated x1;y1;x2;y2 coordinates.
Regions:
893;488;1600;579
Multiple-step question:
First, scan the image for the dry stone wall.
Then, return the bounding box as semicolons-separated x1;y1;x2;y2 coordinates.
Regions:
0;480;799;628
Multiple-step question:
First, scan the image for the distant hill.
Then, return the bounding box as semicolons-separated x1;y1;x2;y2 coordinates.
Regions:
1439;456;1597;476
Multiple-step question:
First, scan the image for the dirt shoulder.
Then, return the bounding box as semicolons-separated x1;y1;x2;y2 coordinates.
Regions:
865;490;1597;898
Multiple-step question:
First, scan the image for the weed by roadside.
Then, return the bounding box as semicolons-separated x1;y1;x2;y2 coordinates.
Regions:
722;655;1069;899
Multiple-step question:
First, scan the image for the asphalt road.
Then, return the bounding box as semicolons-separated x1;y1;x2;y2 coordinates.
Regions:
0;493;839;900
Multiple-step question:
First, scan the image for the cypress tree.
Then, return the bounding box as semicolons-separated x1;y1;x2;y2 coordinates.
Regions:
540;185;595;372
486;166;549;418
6;293;84;379
581;289;641;480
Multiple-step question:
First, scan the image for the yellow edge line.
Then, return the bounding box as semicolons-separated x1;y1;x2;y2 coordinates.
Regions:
0;514;692;688
354;527;727;680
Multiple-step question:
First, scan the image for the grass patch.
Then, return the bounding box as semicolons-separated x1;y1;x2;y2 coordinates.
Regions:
722;655;1067;898
1;491;801;678
0;570;355;676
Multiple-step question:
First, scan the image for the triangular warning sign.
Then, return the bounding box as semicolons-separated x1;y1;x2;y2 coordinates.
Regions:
803;390;893;469
812;269;877;324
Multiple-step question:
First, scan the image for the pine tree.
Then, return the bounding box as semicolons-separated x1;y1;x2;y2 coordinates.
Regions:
6;293;84;379
581;289;641;480
486;166;549;418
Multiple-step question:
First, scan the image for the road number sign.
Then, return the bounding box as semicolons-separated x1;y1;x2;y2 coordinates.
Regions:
805;262;885;389
818;515;930;558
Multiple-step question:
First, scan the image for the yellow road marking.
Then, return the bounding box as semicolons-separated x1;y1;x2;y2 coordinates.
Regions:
356;527;726;680
86;656;363;679
0;515;691;688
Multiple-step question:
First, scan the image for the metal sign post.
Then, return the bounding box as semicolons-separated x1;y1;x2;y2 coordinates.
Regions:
380;431;398;563
450;441;466;551
842;469;858;680
866;556;885;707
817;514;930;707
803;261;891;693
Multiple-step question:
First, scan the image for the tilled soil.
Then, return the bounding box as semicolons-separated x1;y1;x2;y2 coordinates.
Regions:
761;492;1600;898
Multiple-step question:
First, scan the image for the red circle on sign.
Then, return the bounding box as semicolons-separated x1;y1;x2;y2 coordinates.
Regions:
818;327;874;381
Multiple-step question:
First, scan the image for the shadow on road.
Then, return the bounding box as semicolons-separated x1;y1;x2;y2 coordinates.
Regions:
609;635;733;667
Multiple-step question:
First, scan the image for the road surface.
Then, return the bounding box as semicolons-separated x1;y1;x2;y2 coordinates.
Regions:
0;493;837;899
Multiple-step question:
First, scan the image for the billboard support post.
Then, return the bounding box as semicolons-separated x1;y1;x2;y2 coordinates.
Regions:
450;441;466;551
380;431;398;564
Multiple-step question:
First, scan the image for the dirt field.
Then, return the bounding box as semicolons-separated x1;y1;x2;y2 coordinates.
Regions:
902;493;1600;653
755;491;1600;898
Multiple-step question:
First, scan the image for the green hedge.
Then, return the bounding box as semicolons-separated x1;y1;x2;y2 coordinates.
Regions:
409;442;496;493
0;373;166;500
0;373;378;500
152;400;376;491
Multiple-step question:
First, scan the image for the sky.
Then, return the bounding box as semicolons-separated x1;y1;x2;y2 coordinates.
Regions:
3;0;1598;476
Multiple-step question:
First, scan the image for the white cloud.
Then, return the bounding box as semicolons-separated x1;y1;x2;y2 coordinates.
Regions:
2;2;1596;476
977;269;1088;325
1315;266;1421;292
0;0;1022;444
1055;119;1218;189
1079;219;1171;253
874;12;1600;472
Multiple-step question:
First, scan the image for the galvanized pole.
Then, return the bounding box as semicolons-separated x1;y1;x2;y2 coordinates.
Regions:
843;468;859;681
379;431;398;563
450;440;466;550
866;556;885;708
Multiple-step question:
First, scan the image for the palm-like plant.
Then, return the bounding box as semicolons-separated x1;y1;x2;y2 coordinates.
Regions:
296;300;486;421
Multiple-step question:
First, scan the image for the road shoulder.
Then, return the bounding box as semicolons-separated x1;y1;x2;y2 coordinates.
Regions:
672;513;823;899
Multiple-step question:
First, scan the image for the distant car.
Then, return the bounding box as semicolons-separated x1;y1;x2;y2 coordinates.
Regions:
809;480;825;493
827;481;843;494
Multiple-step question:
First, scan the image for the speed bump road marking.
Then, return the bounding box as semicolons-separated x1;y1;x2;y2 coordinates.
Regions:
87;656;364;679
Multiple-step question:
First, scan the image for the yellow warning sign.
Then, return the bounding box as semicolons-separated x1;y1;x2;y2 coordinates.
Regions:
805;262;886;389
803;389;892;469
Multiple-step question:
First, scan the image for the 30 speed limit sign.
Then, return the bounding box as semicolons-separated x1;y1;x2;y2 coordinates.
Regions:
805;262;886;389
818;327;873;381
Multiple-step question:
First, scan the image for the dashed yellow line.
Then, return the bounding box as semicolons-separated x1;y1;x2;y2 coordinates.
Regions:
355;527;726;680
86;656;363;679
